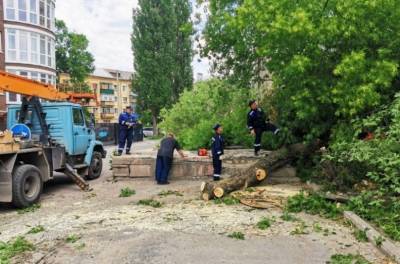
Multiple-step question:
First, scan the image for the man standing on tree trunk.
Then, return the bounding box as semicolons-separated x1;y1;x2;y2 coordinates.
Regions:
247;100;280;156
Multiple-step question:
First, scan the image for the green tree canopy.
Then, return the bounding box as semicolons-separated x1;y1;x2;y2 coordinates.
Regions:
132;0;193;133
203;0;400;143
55;19;95;84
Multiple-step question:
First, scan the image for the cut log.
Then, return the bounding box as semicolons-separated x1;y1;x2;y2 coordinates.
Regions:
200;143;319;201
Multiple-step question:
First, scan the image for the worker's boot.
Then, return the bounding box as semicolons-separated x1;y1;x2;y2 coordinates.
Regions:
254;150;260;156
115;151;122;156
213;176;221;181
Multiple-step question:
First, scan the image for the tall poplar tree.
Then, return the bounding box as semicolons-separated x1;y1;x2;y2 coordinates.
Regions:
132;0;193;133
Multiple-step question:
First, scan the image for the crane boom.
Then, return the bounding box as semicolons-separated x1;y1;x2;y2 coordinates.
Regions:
0;70;96;103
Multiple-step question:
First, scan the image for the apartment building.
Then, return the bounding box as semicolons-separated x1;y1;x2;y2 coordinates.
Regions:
0;0;56;128
59;68;137;124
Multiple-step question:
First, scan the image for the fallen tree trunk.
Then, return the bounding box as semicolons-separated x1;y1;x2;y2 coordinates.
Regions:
200;143;318;201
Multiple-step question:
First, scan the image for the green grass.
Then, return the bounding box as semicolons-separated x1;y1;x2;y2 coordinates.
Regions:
353;228;369;242
75;243;86;250
290;221;309;235
27;225;45;234
329;254;370;264
137;199;163;208
0;236;35;264
65;234;81;244
158;190;183;197
280;212;299;222
227;232;245;240
312;222;323;233
17;204;41;214
214;196;240;205
373;236;385;247
256;217;273;230
286;192;344;220
119;187;136;198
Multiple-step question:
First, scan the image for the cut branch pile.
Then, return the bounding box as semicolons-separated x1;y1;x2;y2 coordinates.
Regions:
200;143;318;201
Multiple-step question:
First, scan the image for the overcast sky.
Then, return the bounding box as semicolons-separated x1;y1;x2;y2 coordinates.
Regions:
55;0;210;79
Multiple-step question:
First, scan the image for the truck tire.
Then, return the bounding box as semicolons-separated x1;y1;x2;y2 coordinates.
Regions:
87;151;103;180
12;165;43;208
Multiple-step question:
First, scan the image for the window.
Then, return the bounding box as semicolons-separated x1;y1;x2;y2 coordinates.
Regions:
30;33;38;63
30;0;37;24
73;108;85;126
123;97;127;103
122;85;126;92
46;0;51;29
19;31;28;62
8;93;17;102
31;72;38;81
0;32;2;53
40;73;46;83
47;37;51;66
6;0;16;20
18;0;27;22
7;29;17;61
40;35;46;65
39;0;45;26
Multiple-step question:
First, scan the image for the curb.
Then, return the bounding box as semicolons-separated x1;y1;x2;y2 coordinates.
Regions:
344;211;400;263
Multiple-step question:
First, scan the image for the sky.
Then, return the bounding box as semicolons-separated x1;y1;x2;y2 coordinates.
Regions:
55;0;210;79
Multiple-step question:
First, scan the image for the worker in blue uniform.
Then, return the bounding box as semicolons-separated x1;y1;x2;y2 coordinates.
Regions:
117;106;137;156
211;124;224;181
247;100;280;156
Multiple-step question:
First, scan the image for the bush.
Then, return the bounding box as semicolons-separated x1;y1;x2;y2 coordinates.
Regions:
160;79;254;150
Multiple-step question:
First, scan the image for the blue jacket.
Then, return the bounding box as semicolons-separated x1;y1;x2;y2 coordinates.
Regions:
247;108;267;130
211;134;224;157
119;112;138;130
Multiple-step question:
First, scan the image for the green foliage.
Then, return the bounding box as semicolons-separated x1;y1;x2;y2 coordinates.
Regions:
286;192;344;220
65;234;81;244
17;204;41;214
160;79;253;149
137;199;163;208
227;231;245;240
348;192;400;241
353;228;369;243
256;217;273;230
204;0;400;143
290;221;309;235
329;254;370;264
0;236;35;264
280;212;299;222
119;187;136;198
374;236;385;247
55;20;95;84
132;0;193;132
213;196;240;206
27;225;45;235
158;190;183;197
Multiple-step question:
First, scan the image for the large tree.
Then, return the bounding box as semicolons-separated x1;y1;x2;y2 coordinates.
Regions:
203;0;400;143
55;20;95;85
132;0;193;133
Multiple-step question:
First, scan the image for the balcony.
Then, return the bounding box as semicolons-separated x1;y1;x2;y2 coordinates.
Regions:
101;101;115;107
100;89;114;95
101;113;116;119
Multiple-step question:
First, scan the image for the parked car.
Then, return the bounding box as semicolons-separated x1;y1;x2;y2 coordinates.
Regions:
143;127;154;137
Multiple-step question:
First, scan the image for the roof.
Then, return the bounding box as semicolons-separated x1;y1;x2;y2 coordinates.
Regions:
91;68;133;81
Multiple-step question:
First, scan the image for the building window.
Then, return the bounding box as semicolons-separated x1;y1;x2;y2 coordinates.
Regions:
29;0;37;24
0;32;2;53
18;0;27;22
6;0;16;20
40;35;46;65
123;97;127;103
39;0;45;26
6;29;17;61
19;31;28;62
30;33;38;63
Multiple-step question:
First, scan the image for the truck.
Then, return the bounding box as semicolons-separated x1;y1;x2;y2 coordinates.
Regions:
0;71;106;208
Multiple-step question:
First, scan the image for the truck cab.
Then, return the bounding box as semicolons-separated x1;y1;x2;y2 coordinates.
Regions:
0;102;106;207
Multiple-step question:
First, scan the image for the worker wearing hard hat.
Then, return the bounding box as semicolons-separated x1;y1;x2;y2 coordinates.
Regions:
247;100;279;156
211;124;224;181
117;106;138;156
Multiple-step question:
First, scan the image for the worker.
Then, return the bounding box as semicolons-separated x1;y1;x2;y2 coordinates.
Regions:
155;133;187;185
247;100;280;156
117;106;137;156
211;124;224;181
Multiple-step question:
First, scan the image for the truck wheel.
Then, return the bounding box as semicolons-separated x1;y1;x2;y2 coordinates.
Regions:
12;165;43;208
87;151;103;180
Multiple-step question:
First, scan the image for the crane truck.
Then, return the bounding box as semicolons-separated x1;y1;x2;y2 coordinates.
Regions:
0;71;106;208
